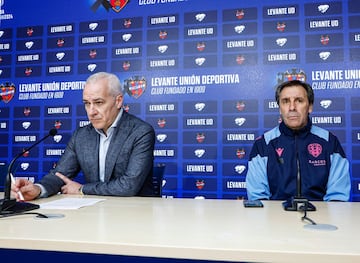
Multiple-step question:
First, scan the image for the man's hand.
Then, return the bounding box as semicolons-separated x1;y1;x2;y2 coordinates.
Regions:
55;172;82;195
11;178;41;201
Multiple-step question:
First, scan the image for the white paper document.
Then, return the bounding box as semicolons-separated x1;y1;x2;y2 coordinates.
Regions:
40;197;105;210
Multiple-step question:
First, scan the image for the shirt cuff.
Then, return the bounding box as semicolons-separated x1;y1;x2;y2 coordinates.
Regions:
34;183;48;198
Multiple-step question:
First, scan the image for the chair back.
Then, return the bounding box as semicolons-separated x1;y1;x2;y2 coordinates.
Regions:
152;165;165;197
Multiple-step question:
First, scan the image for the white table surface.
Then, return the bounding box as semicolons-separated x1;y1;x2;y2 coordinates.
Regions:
0;195;359;263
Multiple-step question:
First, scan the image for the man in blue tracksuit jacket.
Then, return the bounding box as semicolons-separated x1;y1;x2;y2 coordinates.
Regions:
246;80;350;201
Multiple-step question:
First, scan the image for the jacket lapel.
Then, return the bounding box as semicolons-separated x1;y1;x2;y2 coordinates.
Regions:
104;112;132;181
85;127;100;180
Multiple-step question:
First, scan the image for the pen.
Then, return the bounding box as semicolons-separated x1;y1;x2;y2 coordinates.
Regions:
10;173;25;202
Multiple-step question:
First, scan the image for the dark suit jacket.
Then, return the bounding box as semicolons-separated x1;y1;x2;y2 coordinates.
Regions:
39;111;156;197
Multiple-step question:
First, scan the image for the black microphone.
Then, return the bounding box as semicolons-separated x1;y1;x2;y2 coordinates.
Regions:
282;135;316;212
0;128;58;215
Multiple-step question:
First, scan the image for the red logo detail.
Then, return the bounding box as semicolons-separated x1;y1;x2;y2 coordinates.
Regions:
236;101;245;111
23;107;31;116
122;61;131;71
197;42;205;52
236;148;246;159
0;82;15;103
123;104;130;112
27;27;33;36
124;19;132;28
54;120;62;129
276;148;284;157
277;22;286;32
57;38;64;47
320;35;330;45
236;55;245;65
196;133;205;143
159;30;167;40
196;180;205;190
89;49;97;59
25;67;32;76
157;118;166;128
236;9;245;20
22;149;29;157
110;0;129;12
308;143;322;158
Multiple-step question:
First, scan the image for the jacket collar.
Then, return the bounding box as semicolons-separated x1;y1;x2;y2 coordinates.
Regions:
279;116;312;138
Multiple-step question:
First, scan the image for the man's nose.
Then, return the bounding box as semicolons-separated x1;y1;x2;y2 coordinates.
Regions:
87;104;97;114
289;101;296;110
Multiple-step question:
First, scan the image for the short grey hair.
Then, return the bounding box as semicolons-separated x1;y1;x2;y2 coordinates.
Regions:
85;72;123;96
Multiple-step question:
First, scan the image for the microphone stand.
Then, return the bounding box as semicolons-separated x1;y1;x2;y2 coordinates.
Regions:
0;129;57;215
282;135;316;212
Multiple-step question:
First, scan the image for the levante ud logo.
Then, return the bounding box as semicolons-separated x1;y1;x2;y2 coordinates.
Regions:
0;82;15;103
91;0;129;13
124;76;146;99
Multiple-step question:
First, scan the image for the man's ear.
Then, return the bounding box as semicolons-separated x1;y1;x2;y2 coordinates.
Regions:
308;104;313;114
115;94;123;109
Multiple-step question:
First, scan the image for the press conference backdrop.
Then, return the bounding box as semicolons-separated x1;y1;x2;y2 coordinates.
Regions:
0;0;359;200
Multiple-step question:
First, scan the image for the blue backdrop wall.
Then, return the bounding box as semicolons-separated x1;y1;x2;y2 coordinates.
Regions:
0;0;359;200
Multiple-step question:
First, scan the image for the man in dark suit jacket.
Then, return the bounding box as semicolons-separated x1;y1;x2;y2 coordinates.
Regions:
12;72;156;200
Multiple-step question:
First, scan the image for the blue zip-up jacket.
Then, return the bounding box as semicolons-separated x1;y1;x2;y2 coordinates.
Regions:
246;118;350;201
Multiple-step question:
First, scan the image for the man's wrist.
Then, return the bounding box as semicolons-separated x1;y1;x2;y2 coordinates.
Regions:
34;183;46;198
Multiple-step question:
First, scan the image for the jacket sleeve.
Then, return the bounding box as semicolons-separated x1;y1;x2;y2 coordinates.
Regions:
324;137;351;201
39;128;82;197
246;138;271;200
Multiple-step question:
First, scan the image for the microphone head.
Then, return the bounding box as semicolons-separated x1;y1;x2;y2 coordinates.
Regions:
49;128;58;136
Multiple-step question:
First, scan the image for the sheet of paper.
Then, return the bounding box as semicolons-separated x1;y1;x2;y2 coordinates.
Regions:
40;197;105;210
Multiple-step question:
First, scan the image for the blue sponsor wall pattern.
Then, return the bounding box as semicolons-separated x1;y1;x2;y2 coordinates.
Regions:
0;0;359;200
